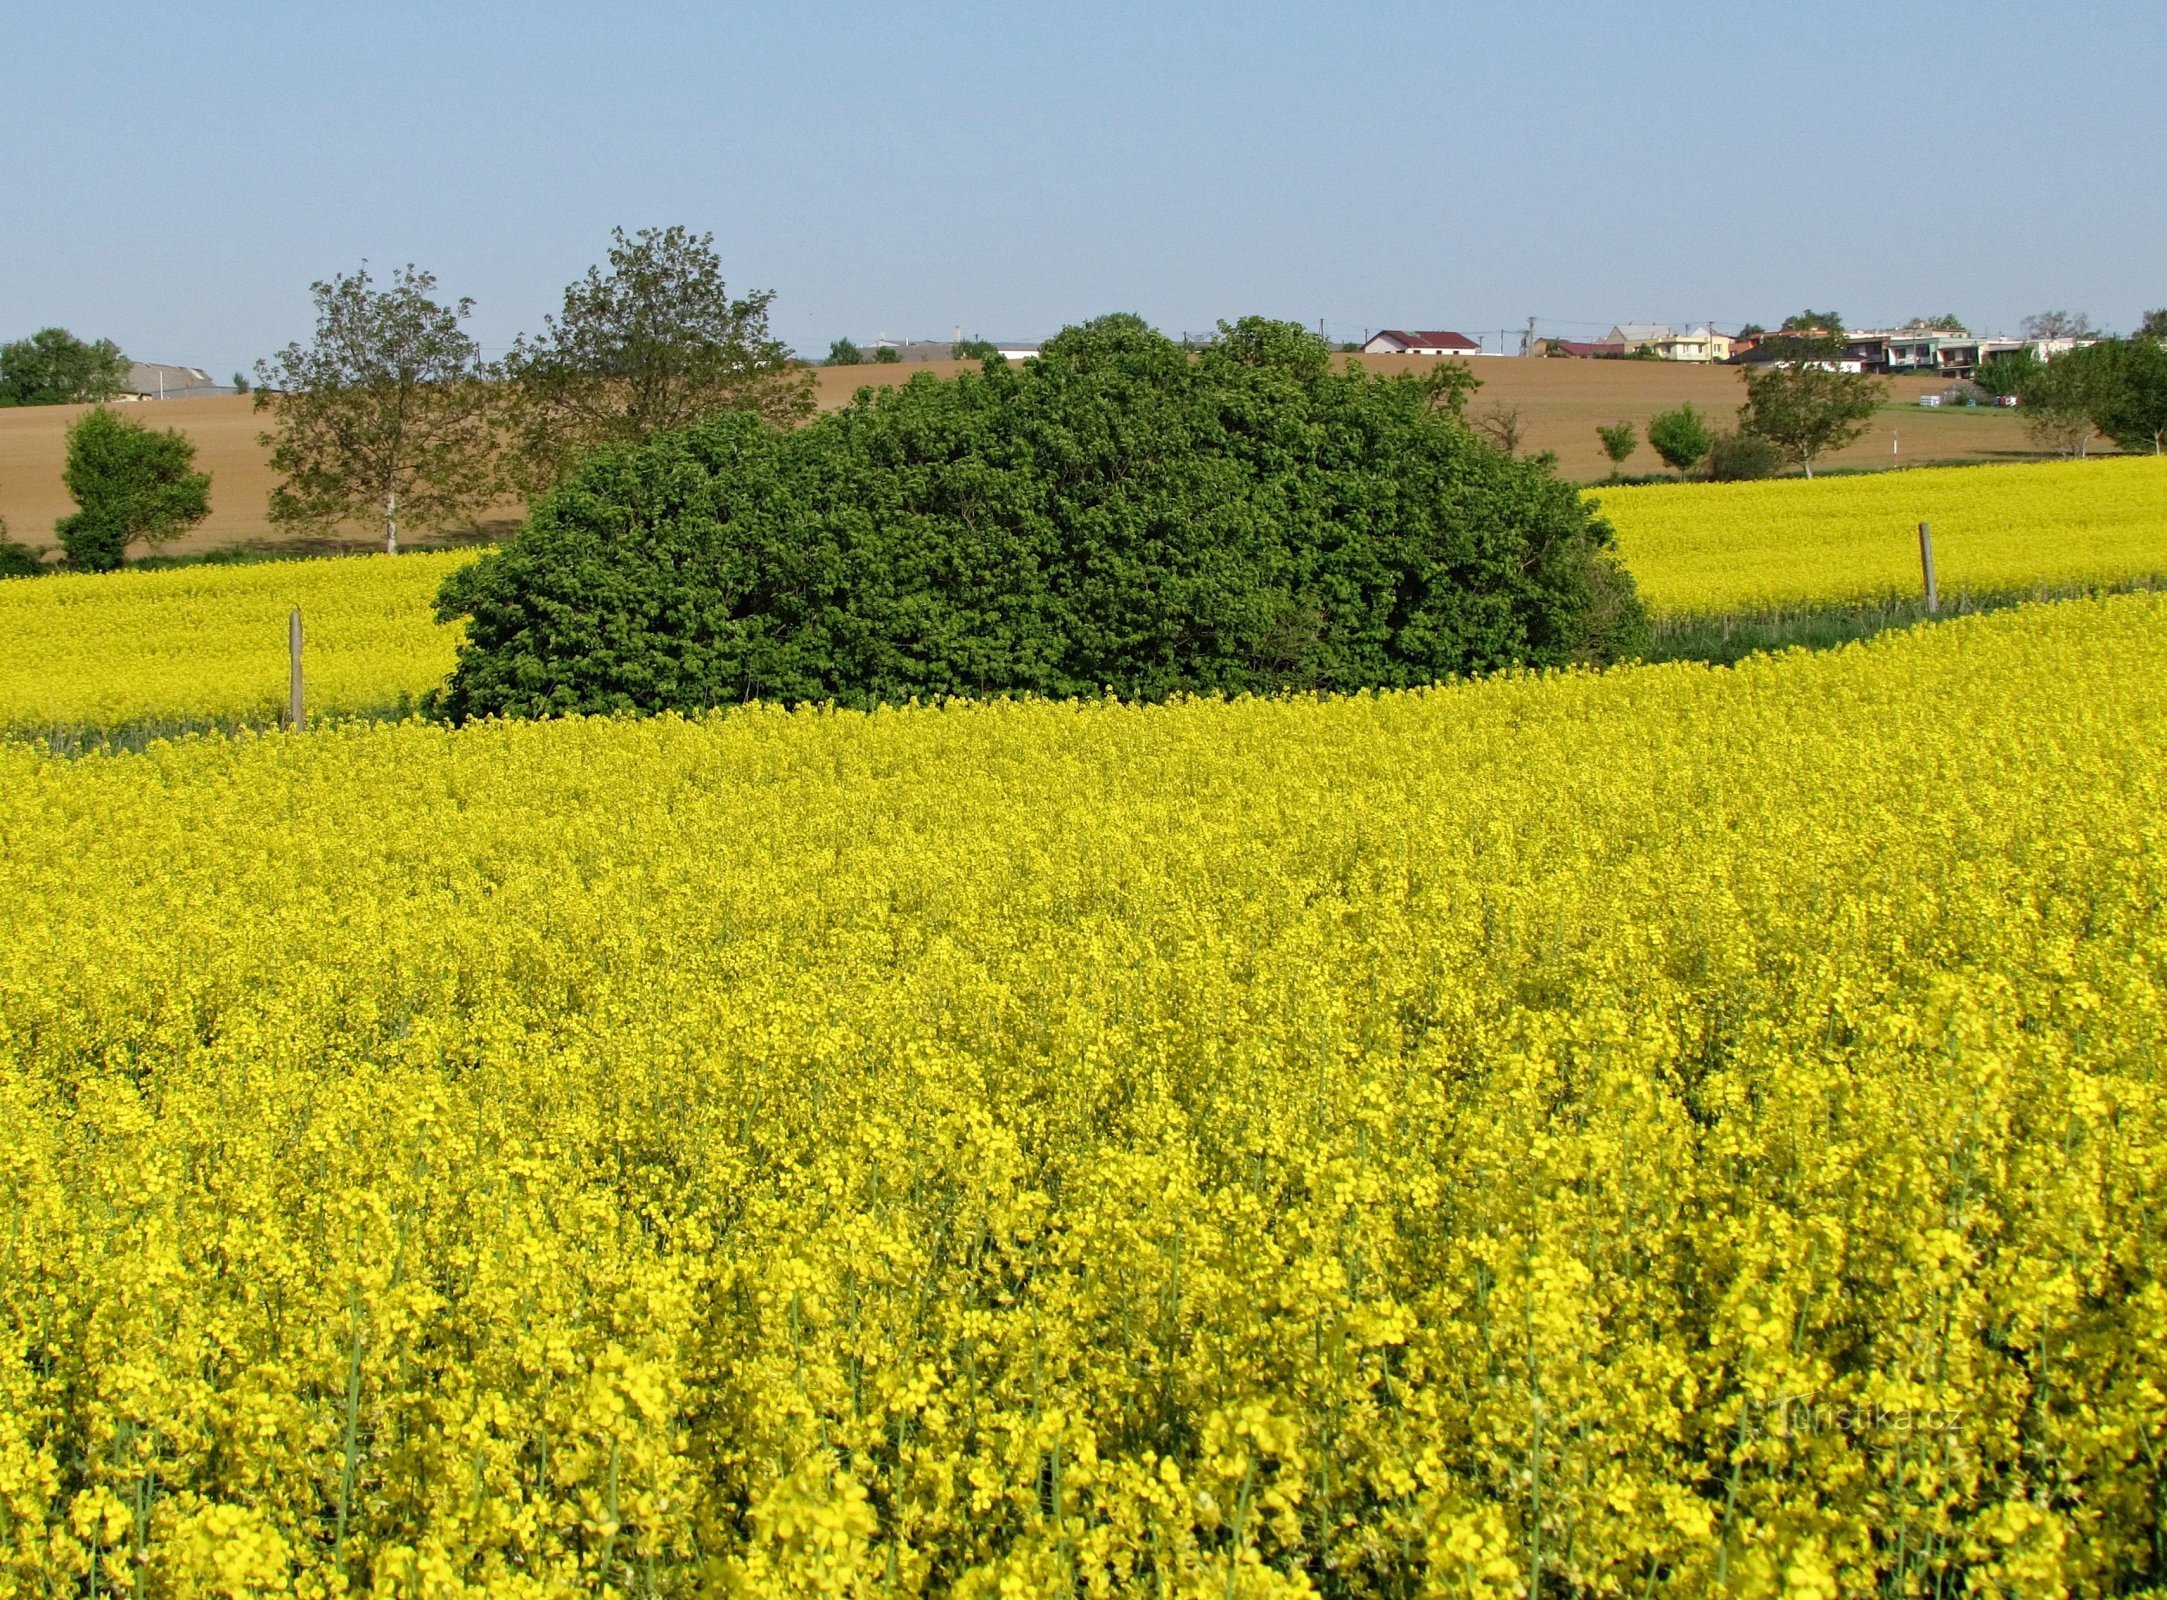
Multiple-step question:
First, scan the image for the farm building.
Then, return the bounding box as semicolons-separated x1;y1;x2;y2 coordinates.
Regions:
1360;329;1481;357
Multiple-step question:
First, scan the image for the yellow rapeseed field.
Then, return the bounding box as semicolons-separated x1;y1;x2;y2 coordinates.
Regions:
3;595;2164;1595
1601;455;2167;614
0;553;471;741
3;459;2163;740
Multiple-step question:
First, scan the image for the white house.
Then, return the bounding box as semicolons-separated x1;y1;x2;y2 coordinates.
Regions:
1361;329;1482;357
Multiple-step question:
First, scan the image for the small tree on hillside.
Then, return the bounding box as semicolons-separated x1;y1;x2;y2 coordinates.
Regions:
0;328;130;406
1596;420;1638;475
871;345;901;364
256;264;501;554
54;408;211;570
1646;403;1713;474
827;338;864;366
2139;309;2167;343
500;226;815;492
953;338;1000;361
1737;364;1887;477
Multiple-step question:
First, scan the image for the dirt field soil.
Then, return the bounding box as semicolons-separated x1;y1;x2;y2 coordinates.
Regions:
0;360;2056;558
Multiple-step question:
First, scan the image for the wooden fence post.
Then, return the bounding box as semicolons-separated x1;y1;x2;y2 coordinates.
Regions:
1917;522;1939;615
288;608;304;728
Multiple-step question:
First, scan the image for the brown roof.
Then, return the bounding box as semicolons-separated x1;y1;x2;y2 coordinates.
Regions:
1373;329;1480;351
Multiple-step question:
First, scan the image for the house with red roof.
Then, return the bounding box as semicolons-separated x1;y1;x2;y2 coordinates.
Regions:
1359;329;1482;356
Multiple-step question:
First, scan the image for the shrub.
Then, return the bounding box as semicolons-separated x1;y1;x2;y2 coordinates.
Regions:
1646;404;1714;474
0;516;47;577
1705;430;1785;482
54;408;212;571
434;315;1647;720
826;338;864;367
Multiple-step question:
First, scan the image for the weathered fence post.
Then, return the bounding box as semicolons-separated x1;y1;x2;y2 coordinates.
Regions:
1917;522;1939;615
288;608;304;728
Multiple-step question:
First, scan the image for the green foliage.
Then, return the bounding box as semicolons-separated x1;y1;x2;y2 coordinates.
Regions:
1911;313;1969;333
951;338;1000;361
434;314;1647;721
231;372;250;394
53;408;211;571
1646;404;1714;474
1595;420;1637;471
826;338;864;367
1736;323;1767;340
1738;364;1888;477
256;263;502;553
1976;349;2041;398
2139;309;2167;343
501;226;815;493
1705;431;1785;482
871;345;902;364
1780;309;1845;336
2088;337;2167;454
0;516;47;577
0;328;130;406
2013;348;2113;457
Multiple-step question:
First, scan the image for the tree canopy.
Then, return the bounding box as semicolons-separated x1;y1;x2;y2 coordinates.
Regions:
826;338;864;366
2070;339;2167;456
1646;404;1714;474
255;264;501;553
0;328;130;407
54;408;211;570
433;315;1646;723
1737;364;1887;477
499;226;814;491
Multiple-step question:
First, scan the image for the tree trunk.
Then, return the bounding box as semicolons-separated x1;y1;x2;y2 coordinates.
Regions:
384;487;398;556
1801;454;1814;480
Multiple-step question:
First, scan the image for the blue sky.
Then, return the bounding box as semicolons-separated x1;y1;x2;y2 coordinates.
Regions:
4;1;2161;373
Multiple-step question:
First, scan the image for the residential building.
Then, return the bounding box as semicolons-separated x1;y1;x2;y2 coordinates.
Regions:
1603;324;1733;362
1360;329;1482;357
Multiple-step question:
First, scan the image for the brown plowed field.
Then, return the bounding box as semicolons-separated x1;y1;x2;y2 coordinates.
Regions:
0;359;2054;557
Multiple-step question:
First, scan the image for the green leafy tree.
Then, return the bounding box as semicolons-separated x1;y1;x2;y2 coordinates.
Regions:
1780;310;1846;336
1646;404;1713;474
255;264;501;554
0;328;130;406
1737;364;1887;477
871;345;902;364
2090;337;2167;454
1595;421;1638;474
231;372;250;394
2136;309;2167;343
1911;314;1969;333
826;338;864;366
53;407;211;570
432;314;1647;722
1976;349;2042;398
2013;347;2113;457
500;226;814;492
952;338;1000;361
1736;323;1767;340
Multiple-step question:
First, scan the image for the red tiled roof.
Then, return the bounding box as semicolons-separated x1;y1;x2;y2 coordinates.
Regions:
1372;329;1481;351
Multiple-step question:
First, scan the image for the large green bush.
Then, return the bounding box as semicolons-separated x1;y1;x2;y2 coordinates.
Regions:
433;316;1646;720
